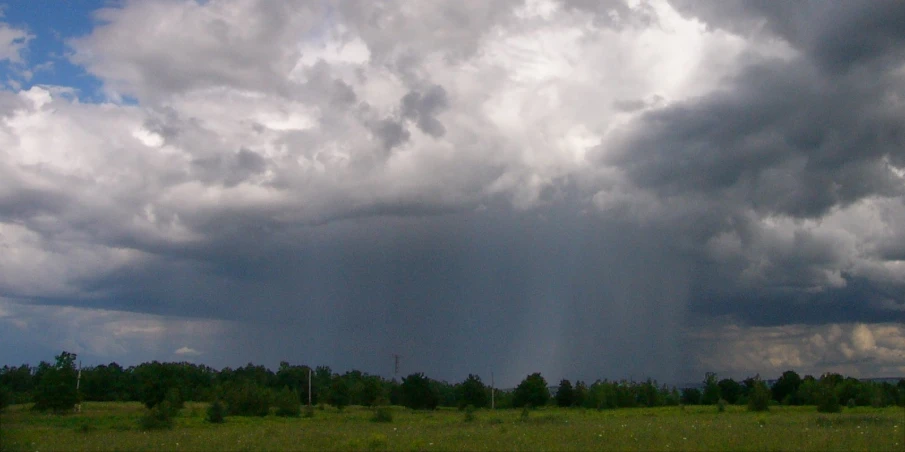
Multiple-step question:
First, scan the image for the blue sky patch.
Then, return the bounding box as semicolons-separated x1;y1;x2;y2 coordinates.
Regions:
1;0;110;101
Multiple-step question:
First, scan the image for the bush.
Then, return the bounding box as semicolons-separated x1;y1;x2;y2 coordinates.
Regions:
140;401;175;430
165;388;184;413
846;398;856;409
463;405;476;422
372;406;393;423
303;405;315;418
32;352;80;414
816;386;841;413
717;398;727;413
223;382;270;417
206;399;226;424
275;387;301;417
0;385;10;412
519;405;530;421
747;380;771;412
329;376;351;411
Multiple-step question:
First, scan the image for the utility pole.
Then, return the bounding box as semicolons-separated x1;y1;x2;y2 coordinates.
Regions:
491;371;495;410
76;361;82;413
308;367;312;407
393;354;399;380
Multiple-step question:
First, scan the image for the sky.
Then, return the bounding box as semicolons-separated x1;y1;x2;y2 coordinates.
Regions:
0;0;904;387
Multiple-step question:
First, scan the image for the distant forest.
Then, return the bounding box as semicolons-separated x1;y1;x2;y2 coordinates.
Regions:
2;351;904;414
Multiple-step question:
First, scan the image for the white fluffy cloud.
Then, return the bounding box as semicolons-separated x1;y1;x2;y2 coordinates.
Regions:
690;322;905;378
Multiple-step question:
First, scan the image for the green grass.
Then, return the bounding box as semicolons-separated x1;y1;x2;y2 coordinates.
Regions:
1;402;902;451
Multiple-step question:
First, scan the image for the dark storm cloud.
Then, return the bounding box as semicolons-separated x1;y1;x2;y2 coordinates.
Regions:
606;58;905;218
592;2;905;333
693;276;905;328
668;0;905;73
36;204;693;385
4;0;905;383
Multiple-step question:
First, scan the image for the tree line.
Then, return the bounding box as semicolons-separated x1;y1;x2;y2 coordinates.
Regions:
2;352;904;415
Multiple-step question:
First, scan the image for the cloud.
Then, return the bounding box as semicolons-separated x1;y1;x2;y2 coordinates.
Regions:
174;346;202;357
0;0;903;384
0;19;32;64
689;322;905;379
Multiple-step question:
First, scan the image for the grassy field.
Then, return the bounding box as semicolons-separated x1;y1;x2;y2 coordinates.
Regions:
1;402;902;451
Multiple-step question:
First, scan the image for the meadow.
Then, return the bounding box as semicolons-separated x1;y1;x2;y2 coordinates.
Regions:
1;402;902;451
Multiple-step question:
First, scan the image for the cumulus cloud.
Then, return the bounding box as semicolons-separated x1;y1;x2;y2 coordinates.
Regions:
0;0;902;383
174;346;202;357
689;322;905;379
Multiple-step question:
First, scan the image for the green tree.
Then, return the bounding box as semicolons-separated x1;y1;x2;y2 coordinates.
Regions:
32;351;79;413
572;381;588;407
512;373;549;408
772;370;802;404
222;381;270;416
0;384;10;411
275;386;301;417
747;377;770;412
555;379;574;407
359;376;385;407
816;383;841;413
680;387;701;405
701;372;720;405
275;361;311;403
401;373;439;410
1;364;36;404
329;376;350;410
718;378;743;405
459;374;488;408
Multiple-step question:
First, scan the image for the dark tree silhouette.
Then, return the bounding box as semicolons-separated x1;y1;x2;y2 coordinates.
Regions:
512;373;549;408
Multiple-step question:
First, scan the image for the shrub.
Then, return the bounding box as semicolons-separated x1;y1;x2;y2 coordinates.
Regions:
303;405;315;418
165;388;184;413
206;399;226;424
816;386;841;413
717;398;727;413
519;405;530;421
372;406;393;423
747;380;771;412
32;352;80;414
139;401;175;430
0;385;10;412
846;398;856;409
223;382;270;417
463;405;476;422
275;387;301;417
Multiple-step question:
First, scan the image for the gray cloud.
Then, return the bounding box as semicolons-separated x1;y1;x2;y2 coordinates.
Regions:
401;84;449;137
606;58;905;218
668;0;905;73
1;0;903;385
